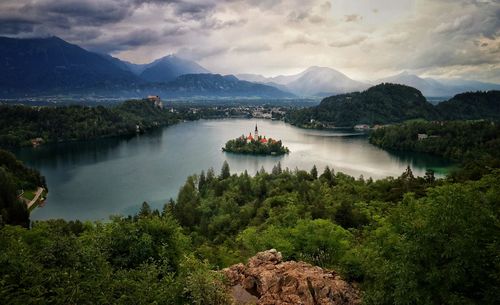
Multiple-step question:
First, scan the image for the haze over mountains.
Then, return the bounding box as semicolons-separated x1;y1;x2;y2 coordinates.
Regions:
0;36;498;100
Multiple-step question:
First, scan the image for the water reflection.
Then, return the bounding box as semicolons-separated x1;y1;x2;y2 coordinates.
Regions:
13;119;454;221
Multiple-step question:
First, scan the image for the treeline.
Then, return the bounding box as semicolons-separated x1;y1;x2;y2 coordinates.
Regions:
286;84;500;127
369;120;500;178
0;149;45;227
1;161;498;304
0;100;178;147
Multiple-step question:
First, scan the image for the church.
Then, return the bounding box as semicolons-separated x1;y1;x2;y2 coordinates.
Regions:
245;125;268;143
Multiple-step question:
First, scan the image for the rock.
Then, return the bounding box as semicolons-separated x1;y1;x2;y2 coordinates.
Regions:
223;250;360;305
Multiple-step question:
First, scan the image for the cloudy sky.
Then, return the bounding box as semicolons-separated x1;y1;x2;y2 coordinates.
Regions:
0;0;499;82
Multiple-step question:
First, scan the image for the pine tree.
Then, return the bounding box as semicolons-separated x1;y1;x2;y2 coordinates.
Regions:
220;161;230;180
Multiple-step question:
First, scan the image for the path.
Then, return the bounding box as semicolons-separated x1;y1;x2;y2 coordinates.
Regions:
27;187;44;209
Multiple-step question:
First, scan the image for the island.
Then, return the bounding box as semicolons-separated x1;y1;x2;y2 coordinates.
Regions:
222;125;290;155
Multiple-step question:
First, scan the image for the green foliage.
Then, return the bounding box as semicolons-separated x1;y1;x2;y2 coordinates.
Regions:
0;100;177;147
0;212;231;304
223;135;289;155
369;120;500;180
0;149;45;227
287;85;500;128
287;83;438;127
360;172;500;305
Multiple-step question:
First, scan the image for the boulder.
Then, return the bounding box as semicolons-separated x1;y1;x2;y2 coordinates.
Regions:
223;249;360;305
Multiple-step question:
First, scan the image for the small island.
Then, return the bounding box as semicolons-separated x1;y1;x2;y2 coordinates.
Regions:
223;125;290;156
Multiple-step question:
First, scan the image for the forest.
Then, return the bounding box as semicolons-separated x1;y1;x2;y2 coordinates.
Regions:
0;149;46;227
0;100;177;147
286;84;500;127
1;155;499;304
369;120;500;179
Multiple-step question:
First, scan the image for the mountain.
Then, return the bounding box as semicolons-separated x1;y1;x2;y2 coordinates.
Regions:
0;36;291;99
285;66;369;96
378;71;500;97
238;67;369;96
0;36;142;96
139;55;209;83
145;74;294;98
286;83;438;127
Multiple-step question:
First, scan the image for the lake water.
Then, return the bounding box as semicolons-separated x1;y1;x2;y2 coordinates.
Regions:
14;119;454;221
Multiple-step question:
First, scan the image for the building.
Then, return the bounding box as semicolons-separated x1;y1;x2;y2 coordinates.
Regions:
417;134;429;140
147;95;163;109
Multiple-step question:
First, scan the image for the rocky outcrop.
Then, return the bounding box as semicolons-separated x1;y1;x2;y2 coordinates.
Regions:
223;249;361;305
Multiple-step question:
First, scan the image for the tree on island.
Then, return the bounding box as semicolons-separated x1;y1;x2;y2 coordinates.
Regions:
222;125;289;156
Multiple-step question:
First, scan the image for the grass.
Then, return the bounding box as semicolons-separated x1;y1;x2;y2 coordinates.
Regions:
22;190;36;201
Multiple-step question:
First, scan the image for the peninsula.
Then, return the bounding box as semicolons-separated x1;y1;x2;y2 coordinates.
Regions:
222;125;289;155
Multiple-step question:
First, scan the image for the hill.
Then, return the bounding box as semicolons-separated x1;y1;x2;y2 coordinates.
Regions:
378;71;500;97
287;83;438;127
436;91;500;120
287;83;500;127
0;99;177;147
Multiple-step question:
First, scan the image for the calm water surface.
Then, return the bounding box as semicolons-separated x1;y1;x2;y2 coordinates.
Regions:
14;119;454;221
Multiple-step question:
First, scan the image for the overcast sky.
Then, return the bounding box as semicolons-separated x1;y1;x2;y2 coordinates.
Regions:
0;0;499;82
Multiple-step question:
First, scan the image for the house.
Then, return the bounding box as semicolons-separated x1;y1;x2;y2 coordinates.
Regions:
354;124;370;130
30;137;44;147
417;133;428;140
147;95;163;109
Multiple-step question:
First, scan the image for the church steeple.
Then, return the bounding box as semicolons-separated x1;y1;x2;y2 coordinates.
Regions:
255;124;259;138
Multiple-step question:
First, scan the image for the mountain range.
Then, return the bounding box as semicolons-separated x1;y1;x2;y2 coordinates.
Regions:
0;36;498;99
0;36;291;99
237;66;369;97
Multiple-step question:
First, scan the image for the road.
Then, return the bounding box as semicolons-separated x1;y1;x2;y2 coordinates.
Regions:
27;187;44;209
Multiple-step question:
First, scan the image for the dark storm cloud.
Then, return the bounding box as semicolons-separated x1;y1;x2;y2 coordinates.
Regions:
87;29;163;53
0;18;37;35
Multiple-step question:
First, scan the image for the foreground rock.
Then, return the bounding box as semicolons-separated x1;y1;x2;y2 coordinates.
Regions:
223;249;361;305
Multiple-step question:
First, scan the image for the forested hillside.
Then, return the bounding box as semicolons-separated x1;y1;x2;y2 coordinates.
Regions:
369;120;500;179
286;84;499;127
0;100;176;147
0;149;45;227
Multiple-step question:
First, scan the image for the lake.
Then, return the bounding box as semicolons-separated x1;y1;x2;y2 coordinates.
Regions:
14;119;454;221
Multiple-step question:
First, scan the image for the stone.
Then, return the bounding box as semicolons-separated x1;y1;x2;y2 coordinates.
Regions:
223;250;360;305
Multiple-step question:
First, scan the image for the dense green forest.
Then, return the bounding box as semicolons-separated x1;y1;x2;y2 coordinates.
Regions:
223;136;289;155
286;84;500;127
0;149;45;227
0;100;177;147
1;159;499;304
369;120;500;179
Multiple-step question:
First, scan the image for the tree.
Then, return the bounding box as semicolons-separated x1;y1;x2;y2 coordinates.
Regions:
138;202;152;218
198;171;206;191
220;161;230;180
310;165;318;179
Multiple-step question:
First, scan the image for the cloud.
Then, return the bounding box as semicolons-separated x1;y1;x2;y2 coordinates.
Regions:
329;36;367;48
232;44;272;53
344;14;362;22
283;34;321;47
0;0;498;82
